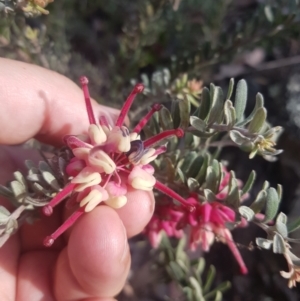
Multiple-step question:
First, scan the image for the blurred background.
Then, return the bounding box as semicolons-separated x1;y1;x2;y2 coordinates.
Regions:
2;0;300;300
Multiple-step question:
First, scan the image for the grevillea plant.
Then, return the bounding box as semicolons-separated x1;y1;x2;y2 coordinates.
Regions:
1;72;300;296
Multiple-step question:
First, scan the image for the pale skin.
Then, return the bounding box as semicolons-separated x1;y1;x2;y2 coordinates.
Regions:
0;58;155;301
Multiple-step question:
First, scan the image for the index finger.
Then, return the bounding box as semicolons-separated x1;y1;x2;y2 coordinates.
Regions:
0;58;119;145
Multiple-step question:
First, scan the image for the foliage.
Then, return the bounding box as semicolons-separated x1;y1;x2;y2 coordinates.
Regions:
1;0;300;299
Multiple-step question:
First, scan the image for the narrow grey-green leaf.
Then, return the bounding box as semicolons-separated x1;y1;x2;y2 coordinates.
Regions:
187;156;204;179
287;217;300;233
236;92;264;127
193;87;210;120
263;187;280;223
214;291;223;301
195;153;210;185
190;116;206;132
179;151;198;173
0;186;14;198
207;86;224;125
159;106;173;130
229;130;251;145
203;265;216;293
277;184;283;203
256;237;273;249
41;171;60;191
275;221;288;238
262;181;270;190
234;79;248;121
248;107;267;134
189;276;205;301
273;233;286;254
226;78;234;99
239;206;255;221
13;172;27;192
206;166;217;193
204;189;216;202
241;170;256;195
0;206;10;224
224;100;236;128
168;261;185;281
250;190;267;213
175;167;186;183
225;171;240;209
187;178;200;192
10;181;26;201
276;212;287;225
264;5;274;22
179;95;191;129
196;257;206;275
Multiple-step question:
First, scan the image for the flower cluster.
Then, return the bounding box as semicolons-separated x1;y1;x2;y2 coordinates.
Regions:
42;77;193;247
144;167;249;274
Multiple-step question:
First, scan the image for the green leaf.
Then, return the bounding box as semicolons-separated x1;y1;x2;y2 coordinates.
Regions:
187;178;200;192
225;171;240;209
0;206;11;224
203;265;216;293
264;5;274;22
193;87;210;120
207;86;224;125
10;181;26;201
229;130;251;145
224;100;236;128
187;156;204;179
179;95;191;129
273;233;286;254
239;206;255;221
234;79;248;121
190;116;206;132
196;257;206;275
287;217;300;233
263;187;280;223
276;212;287;225
205;164;219;194
248;107;267;134
13;172;27;191
226;78;234;99
241;170;256;195
171;97;181;129
0;186;14;198
179;151;198;173
214;291;223;301
275;220;288;238
236;92;264;127
256;237;273;249
195;153;210;185
204;189;216;202
159;106;173;130
189;276;205;301
168;261;185;281
250;190;267;213
175;167;186;183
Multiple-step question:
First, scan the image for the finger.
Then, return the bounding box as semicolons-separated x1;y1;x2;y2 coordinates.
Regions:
16;251;58;301
0;235;20;301
116;187;155;238
54;206;130;300
0;58;119;145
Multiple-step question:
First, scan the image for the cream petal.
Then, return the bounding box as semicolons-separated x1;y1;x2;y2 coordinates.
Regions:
80;189;103;212
88;124;107;145
105;195;127;209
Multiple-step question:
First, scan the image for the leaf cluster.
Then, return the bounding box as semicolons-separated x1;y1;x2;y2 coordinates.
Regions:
155;234;230;301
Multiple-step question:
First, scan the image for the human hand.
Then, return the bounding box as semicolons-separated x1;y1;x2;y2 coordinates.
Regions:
0;58;154;301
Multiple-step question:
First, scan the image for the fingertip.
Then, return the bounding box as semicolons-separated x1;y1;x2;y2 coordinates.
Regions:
67;206;130;297
116;188;155;238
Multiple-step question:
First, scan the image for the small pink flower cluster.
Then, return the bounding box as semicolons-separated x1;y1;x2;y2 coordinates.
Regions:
144;167;249;274
42;77;193;247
